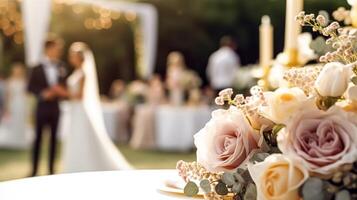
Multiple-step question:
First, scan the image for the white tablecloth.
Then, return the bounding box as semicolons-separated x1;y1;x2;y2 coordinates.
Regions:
58;102;124;141
155;106;211;151
0;170;195;200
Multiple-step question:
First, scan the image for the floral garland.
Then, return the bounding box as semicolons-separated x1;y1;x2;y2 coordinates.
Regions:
176;6;357;200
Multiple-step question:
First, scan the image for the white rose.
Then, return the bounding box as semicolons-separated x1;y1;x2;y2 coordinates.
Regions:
315;62;351;97
248;154;309;200
260;87;313;124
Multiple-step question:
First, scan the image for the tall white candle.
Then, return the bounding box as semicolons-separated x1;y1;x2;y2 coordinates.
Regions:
284;0;303;51
260;15;273;69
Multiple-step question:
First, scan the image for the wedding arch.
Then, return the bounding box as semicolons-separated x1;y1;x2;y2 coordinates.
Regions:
22;0;158;79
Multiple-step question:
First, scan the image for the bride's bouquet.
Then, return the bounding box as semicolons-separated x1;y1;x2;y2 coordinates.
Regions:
176;8;357;200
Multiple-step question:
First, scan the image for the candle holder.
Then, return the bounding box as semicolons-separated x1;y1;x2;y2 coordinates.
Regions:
257;64;272;91
280;48;302;67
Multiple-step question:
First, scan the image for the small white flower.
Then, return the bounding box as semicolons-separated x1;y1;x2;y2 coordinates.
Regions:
214;96;225;106
316;14;327;26
218;88;233;99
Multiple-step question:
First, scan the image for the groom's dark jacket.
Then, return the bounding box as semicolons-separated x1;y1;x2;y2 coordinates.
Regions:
27;63;67;116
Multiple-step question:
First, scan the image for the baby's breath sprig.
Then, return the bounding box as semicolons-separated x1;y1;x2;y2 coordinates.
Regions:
296;11;357;64
283;65;323;94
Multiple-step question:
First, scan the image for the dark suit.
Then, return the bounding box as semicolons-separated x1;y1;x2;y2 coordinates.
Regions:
27;62;67;176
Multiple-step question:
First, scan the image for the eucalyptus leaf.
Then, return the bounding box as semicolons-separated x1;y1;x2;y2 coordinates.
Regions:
232;183;243;193
184;181;199;197
335;190;351;200
199;179;211;194
249;152;270;163
351;76;357;85
243;183;257;200
236;168;245;175
233;173;245;184
301;178;326;200
215;182;228;195
222;172;236;186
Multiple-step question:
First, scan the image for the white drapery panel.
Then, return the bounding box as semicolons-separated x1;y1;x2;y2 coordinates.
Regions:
22;0;52;67
22;0;158;78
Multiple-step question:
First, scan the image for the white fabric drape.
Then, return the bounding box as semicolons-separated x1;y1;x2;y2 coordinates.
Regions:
81;50;132;169
22;0;52;67
79;0;157;78
22;0;158;78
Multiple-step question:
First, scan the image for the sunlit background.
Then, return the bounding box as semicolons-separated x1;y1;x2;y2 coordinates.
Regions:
0;0;349;181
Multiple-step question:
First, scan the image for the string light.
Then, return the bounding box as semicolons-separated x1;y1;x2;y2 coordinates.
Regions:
125;11;137;21
0;0;23;44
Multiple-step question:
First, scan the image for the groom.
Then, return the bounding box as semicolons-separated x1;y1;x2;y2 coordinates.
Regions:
28;36;67;176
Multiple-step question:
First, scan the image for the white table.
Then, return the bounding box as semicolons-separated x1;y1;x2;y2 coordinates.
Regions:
0;170;196;200
58;101;126;141
155;106;211;151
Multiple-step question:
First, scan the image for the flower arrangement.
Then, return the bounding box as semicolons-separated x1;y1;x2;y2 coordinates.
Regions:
176;8;357;200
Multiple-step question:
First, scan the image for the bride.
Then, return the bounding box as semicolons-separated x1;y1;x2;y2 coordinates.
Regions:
60;42;132;172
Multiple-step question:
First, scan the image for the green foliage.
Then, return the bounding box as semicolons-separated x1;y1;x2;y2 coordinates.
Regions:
184;181;199;197
222;172;236;187
215;182;229;195
243;183;257;200
316;96;340;110
249;152;270;163
335;190;351;200
199;179;211;193
301;178;327;200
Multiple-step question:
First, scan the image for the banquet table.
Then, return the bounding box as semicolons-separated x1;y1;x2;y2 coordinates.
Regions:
58;101;127;141
155;105;211;151
0;170;197;200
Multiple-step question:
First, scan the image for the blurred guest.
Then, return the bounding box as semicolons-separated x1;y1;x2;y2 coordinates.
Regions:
166;51;186;106
109;79;130;143
202;86;216;106
187;88;203;107
27;36;67;176
109;79;126;100
127;80;148;106
206;36;241;93
0;73;6;119
0;63;33;149
130;75;165;150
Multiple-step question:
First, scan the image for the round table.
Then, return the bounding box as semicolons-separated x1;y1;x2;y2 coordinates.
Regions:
0;170;196;200
155;105;211;151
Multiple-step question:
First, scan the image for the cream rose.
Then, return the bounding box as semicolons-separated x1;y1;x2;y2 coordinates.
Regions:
248;154;309;200
194;106;260;172
278;106;357;175
260;87;312;124
315;62;351;97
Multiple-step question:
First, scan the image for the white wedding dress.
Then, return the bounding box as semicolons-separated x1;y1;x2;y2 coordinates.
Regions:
62;50;132;173
0;79;33;149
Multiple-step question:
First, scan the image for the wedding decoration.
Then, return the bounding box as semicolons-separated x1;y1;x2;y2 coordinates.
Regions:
176;6;357;200
258;16;273;90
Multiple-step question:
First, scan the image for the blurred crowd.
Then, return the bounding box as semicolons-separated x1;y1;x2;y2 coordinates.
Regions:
0;36;243;151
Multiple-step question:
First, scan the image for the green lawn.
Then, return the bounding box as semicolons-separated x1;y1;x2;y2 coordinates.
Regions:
0;142;196;182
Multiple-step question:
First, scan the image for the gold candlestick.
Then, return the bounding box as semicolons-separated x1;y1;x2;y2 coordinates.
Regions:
282;0;303;67
281;48;300;67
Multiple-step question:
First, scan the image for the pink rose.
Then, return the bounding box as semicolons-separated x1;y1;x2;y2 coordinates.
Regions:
278;107;357;175
194;106;260;172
